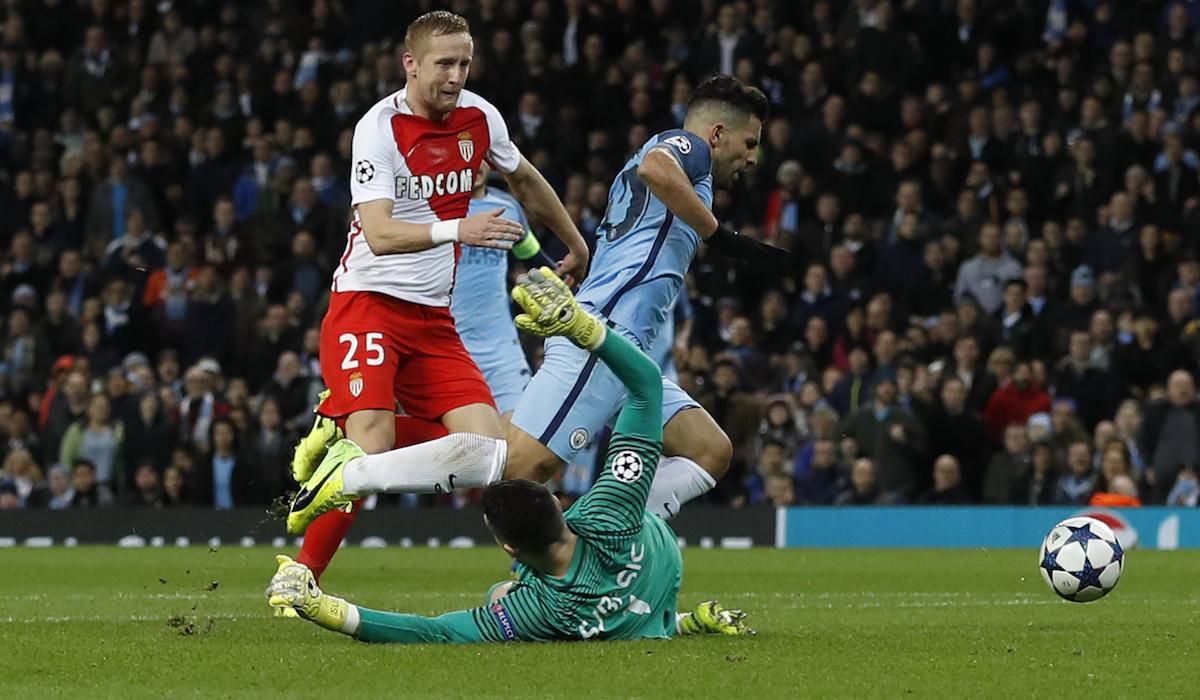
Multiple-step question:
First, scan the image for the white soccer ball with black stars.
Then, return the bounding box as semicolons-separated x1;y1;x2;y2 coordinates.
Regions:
1038;516;1124;602
610;451;643;483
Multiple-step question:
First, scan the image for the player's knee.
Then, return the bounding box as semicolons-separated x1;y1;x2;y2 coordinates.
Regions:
503;427;562;482
697;428;733;481
508;449;560;483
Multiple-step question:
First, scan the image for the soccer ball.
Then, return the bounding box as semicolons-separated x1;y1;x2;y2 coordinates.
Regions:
1038;517;1125;602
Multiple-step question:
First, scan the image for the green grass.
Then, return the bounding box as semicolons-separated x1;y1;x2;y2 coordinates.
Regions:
1;546;1196;698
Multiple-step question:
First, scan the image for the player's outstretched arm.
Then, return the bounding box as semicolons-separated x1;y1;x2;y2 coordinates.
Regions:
502;156;590;285
266;555;518;644
638;148;788;270
512;268;663;527
356;199;523;255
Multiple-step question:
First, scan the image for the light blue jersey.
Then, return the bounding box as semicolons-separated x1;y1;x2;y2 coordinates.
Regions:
577;130;713;352
652;293;694;384
512;130;711;461
451;187;532;414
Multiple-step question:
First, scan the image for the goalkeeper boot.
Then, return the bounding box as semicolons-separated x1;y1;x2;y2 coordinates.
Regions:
291;389;343;483
265;555;351;631
678;600;754;636
286;439;364;535
512;267;606;350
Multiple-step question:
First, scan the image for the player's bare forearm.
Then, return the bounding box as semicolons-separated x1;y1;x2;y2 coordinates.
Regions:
357;199;522;254
638;150;718;238
504;157;590;283
355;199;438;254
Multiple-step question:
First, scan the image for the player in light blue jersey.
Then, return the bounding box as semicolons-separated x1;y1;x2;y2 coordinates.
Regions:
452;163;550;414
505;75;787;518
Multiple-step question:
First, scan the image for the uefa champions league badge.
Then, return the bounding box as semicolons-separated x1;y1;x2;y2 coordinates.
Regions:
611;451;644;484
354;160;375;183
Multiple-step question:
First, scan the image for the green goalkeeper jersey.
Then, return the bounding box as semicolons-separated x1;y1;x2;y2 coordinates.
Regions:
354;330;682;645
499;433;682;641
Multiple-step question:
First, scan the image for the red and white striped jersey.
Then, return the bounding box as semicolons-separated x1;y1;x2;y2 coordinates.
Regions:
332;88;522;306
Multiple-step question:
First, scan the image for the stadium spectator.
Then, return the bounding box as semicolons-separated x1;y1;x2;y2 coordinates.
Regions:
833;457;882;506
123;390;174;478
69;458;112;508
982;360;1051;442
742;438;788;507
794;437;842;505
916;454;972;505
177;364;229;453
839;378;927;502
1137;369;1200;502
1055;329;1125;430
954;223;1022;315
922;375;988;499
1018;441;1059;506
58;392;124;491
983;424;1031;505
1;447;45;507
190;416;254;509
763;472;796;507
1055;441;1096;506
43;465;73;510
124;462;163;507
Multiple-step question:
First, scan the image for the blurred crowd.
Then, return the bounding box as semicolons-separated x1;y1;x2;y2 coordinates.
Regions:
3;0;1200;512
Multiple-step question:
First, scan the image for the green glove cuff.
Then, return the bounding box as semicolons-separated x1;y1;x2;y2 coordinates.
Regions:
512;231;541;260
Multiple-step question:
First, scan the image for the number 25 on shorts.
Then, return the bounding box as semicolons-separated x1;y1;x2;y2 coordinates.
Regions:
339;332;385;370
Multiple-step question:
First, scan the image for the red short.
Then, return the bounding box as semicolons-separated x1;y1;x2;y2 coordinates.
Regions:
318;291;494;420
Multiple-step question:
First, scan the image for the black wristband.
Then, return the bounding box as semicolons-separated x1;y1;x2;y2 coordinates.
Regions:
707;223;789;270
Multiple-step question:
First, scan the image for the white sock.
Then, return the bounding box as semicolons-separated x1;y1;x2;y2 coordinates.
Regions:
647;456;717;520
342;434;507;495
341;603;361;636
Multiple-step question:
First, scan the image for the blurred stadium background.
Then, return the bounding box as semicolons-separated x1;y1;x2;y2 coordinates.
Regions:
2;0;1200;546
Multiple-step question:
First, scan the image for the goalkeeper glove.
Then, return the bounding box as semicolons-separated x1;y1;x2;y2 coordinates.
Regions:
512;267;607;350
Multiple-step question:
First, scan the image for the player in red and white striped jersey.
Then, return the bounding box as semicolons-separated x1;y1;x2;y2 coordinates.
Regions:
287;11;589;573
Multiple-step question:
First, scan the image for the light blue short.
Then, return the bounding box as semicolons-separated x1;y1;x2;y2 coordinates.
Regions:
511;334;699;462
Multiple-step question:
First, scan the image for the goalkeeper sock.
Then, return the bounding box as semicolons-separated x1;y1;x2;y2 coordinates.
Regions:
296;416;449;581
646;456;717;519
342;433;507;495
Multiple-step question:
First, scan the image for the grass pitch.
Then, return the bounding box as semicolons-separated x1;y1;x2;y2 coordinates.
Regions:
1;545;1195;698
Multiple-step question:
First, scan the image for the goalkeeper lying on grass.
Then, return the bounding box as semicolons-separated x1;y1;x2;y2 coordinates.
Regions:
267;270;744;648
265;268;752;643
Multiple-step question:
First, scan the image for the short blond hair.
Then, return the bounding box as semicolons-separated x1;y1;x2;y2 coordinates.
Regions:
405;10;470;55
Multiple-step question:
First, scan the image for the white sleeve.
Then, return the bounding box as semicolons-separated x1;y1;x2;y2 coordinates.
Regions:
480;101;522;174
350;115;397;206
